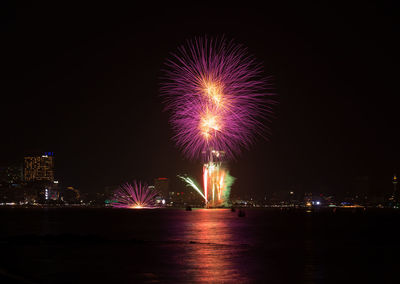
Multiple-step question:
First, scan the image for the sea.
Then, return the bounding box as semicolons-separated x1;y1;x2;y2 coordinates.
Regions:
1;207;399;283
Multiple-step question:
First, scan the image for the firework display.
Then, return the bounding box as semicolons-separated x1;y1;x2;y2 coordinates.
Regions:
162;37;273;207
202;150;227;207
112;181;158;209
178;175;206;201
161;37;274;160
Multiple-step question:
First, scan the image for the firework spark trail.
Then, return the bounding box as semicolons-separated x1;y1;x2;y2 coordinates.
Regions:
178;175;206;201
112;181;159;209
203;167;208;202
202;158;228;206
161;37;275;160
179;168;235;207
222;171;235;206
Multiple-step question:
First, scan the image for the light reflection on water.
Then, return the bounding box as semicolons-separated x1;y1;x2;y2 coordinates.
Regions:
1;208;395;283
176;209;247;282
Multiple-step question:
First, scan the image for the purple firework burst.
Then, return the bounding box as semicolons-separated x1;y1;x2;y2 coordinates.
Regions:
160;36;275;160
112;181;158;209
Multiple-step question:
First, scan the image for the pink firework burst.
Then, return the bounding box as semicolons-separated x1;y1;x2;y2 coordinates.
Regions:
112;181;159;209
160;36;275;160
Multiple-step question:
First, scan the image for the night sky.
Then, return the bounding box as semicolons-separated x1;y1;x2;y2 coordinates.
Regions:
1;2;398;196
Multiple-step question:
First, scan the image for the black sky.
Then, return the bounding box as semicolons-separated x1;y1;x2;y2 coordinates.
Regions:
1;1;399;196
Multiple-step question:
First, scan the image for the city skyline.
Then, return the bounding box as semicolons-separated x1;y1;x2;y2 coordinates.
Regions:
1;2;399;196
1;3;399;284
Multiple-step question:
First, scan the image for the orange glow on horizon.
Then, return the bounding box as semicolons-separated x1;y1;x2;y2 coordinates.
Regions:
130;205;144;209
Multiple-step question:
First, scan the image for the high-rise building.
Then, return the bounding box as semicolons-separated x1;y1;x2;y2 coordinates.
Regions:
24;153;55;182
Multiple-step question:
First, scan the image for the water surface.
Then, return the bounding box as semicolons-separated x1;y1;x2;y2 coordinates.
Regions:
1;208;399;283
